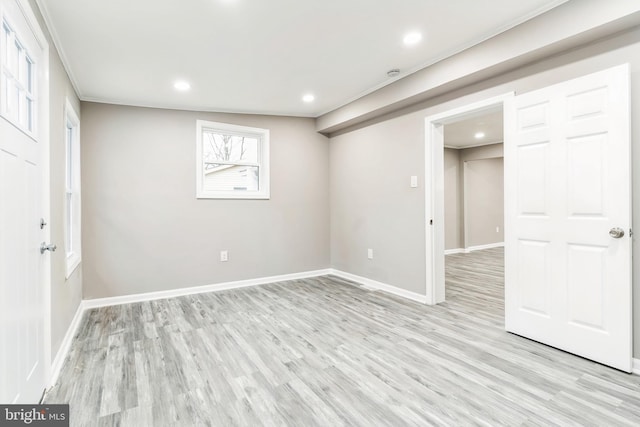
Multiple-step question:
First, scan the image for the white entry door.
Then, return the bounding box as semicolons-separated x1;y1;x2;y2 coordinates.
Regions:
504;64;632;372
0;0;49;402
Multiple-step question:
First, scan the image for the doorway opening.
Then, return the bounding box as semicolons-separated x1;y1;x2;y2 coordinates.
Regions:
424;93;512;305
442;108;505;315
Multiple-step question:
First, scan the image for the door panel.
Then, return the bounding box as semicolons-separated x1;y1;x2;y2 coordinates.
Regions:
517;239;550;316
0;0;47;403
505;64;631;372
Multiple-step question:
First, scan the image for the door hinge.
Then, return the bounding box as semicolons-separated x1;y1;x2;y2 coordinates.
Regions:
630;228;633;237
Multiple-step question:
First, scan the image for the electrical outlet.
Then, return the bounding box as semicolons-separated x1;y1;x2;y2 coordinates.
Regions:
220;250;228;262
367;248;373;260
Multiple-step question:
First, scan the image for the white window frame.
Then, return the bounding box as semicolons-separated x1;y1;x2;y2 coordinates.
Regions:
0;12;36;136
64;98;81;278
196;120;270;199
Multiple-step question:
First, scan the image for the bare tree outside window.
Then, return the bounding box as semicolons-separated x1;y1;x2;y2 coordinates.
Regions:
197;120;270;199
203;132;257;170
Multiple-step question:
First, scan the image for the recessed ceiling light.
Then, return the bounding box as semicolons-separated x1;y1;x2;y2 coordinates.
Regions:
403;32;422;46
302;94;315;103
174;81;191;91
474;132;485;139
387;69;400;77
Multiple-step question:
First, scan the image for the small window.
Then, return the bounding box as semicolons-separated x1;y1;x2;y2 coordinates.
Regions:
0;18;35;134
196;120;270;199
64;99;81;278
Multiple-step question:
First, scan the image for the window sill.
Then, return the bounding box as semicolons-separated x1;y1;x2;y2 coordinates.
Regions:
196;191;270;200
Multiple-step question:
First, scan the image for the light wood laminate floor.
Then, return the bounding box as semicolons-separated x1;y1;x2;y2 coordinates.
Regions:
45;248;640;426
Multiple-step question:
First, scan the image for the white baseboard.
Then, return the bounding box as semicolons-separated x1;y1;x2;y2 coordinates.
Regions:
329;269;428;304
82;268;333;310
49;302;85;387
444;248;465;255
467;242;504;252
445;242;504;255
633;358;640;375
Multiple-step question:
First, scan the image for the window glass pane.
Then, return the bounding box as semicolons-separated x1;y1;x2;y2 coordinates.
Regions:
66;125;73;188
203;165;259;193
202;131;258;169
18;89;25;127
8;81;18;118
65;193;73;255
1;21;36;134
1;74;7;112
23;56;33;92
2;23;9;66
12;40;21;76
26;98;33;131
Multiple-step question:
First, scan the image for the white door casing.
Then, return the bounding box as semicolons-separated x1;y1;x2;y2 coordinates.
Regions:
0;0;50;403
424;93;513;305
504;64;632;372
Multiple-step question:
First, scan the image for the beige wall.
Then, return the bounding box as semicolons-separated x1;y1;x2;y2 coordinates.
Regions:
330;113;425;293
328;28;640;356
464;157;504;248
81;103;330;299
28;0;83;363
444;148;462;250
444;144;504;250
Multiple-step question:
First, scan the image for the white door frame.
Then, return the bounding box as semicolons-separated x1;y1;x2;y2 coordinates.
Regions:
424;93;513;305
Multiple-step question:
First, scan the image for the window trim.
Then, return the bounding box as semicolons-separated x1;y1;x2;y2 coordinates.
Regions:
64;98;81;278
196;120;270;199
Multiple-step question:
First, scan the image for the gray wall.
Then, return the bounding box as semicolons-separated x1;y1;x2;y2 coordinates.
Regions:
328;28;640;356
29;0;83;362
444;148;462;250
444;144;504;250
464;157;504;248
330;113;425;293
81;103;330;299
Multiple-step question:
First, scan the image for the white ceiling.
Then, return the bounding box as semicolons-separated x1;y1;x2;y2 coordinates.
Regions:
37;0;568;117
444;109;503;149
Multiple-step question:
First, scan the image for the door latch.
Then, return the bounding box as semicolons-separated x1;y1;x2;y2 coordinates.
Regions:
40;243;57;254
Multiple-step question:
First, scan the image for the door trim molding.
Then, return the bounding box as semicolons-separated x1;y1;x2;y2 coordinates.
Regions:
424;92;513;305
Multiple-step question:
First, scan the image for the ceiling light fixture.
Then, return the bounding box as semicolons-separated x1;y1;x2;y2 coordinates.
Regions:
387;69;400;77
403;32;422;46
174;81;191;91
302;94;315;103
474;132;485;139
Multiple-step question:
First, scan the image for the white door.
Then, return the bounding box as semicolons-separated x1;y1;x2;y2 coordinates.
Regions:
504;64;632;372
0;0;50;402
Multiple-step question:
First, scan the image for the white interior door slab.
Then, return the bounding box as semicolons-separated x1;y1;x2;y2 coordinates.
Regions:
504;64;632;372
0;0;49;402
